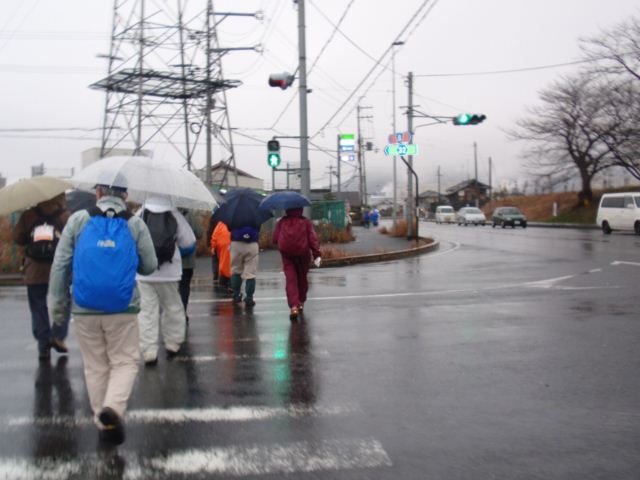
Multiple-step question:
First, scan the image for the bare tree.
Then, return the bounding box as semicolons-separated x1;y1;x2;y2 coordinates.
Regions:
581;16;640;82
581;16;640;180
509;74;616;206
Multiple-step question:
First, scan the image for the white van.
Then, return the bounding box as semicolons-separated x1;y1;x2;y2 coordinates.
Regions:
596;192;640;235
435;205;455;224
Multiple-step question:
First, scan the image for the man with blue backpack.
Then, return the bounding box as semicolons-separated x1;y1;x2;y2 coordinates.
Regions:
48;183;157;445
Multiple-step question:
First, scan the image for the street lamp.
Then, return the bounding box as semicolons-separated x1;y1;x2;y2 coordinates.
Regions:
391;40;404;231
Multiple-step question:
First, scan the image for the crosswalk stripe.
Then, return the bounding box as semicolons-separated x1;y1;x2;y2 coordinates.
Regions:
175;350;329;363
5;404;358;429
149;437;392;477
0;437;391;479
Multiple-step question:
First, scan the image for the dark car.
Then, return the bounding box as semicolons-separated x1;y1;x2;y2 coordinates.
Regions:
492;206;527;228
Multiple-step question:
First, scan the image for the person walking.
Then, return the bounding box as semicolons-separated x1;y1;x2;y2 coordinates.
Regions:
178;209;203;323
137;197;196;365
13;193;71;361
210;221;231;293
363;209;370;228
230;225;260;307
272;207;321;320
371;208;380;227
206;210;221;285
48;184;157;445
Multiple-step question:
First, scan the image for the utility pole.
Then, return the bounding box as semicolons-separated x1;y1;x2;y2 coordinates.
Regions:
286;162;290;189
437;165;442;204
488;157;492;201
327;165;335;191
356;104;373;206
406;71;414;237
336;134;341;194
391;41;403;230
473;141;478;207
296;0;310;202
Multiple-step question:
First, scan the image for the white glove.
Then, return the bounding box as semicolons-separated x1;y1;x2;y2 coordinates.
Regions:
313;257;321;268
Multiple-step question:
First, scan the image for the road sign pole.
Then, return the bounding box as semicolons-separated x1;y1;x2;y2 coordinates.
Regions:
337;134;341;194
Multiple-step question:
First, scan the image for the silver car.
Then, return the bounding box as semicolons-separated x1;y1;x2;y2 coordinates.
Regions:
457;207;486;226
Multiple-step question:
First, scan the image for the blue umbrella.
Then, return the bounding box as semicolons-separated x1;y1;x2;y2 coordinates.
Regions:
214;188;272;230
259;191;311;211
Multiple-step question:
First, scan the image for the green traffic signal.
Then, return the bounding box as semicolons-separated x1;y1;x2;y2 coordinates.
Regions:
268;152;281;168
453;113;486;126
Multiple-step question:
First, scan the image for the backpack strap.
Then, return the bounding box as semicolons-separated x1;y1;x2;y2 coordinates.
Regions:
87;206;132;220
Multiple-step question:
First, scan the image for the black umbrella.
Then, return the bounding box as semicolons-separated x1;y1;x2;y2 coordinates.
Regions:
214;188;272;230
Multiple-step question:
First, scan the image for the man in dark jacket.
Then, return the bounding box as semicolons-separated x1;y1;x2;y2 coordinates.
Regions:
272;208;321;320
13;194;71;360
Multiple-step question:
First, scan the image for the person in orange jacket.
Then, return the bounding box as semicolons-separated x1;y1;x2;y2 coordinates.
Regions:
210;221;231;292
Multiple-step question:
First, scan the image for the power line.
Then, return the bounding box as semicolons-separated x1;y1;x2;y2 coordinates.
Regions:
413;58;604;78
268;0;356;130
311;0;437;139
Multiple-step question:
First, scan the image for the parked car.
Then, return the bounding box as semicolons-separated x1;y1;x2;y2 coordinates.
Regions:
596;192;640;235
435;205;455;224
457;207;486;226
492;206;527;228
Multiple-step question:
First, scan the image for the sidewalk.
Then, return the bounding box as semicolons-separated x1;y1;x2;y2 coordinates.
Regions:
0;226;433;286
194;225;429;277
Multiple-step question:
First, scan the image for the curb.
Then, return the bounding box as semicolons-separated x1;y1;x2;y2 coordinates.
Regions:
321;238;439;268
527;222;598;230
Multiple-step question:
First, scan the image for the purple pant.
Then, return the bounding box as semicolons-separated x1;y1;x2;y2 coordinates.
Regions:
281;255;310;308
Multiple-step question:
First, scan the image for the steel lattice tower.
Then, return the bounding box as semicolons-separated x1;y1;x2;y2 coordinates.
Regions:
92;0;257;187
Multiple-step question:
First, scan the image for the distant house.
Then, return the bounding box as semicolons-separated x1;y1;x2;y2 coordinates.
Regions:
417;190;442;212
196;161;264;190
445;179;491;209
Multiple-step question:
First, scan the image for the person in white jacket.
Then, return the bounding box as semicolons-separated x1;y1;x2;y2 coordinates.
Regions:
136;197;196;364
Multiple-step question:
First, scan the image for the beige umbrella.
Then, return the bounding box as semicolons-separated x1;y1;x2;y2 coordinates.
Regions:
0;176;73;215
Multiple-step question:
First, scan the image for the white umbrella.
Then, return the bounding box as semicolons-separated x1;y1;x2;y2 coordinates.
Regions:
0;176;72;215
72;156;217;210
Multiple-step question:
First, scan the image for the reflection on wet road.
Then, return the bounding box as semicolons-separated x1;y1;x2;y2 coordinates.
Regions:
0;224;639;479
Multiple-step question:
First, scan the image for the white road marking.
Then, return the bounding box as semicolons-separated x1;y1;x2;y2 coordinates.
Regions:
588;268;602;273
4;404;357;429
149;437;392;477
523;275;576;289
611;260;640;267
0;437;391;480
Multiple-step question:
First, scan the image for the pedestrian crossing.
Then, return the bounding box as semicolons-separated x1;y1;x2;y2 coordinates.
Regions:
0;300;394;479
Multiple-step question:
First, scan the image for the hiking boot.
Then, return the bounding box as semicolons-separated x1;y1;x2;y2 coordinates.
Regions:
165;343;180;357
143;352;158;365
244;279;256;308
289;306;299;321
232;295;243;304
98;407;125;446
49;338;68;354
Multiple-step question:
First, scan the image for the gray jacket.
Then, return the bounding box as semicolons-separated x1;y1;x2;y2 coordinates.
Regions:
48;196;158;325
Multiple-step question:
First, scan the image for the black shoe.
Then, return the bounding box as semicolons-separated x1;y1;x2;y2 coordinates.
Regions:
98;407;125;445
245;298;256;307
232;295;243;304
49;338;68;354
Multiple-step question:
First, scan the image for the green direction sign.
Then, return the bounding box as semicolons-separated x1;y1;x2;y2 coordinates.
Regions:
384;143;418;156
267;152;281;168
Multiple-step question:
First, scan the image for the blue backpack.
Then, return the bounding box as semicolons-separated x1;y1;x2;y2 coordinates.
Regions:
72;207;139;313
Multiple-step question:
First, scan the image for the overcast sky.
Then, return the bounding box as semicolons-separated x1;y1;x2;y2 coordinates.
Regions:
0;0;638;195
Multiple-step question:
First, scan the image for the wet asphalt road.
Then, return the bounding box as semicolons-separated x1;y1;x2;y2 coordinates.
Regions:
0;223;639;479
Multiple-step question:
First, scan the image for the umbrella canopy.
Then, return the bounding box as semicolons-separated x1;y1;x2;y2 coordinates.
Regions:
65;189;96;213
0;176;72;215
214;188;272;230
72;155;217;211
259;191;311;211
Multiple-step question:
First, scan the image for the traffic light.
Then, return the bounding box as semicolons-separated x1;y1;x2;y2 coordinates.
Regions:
268;72;295;90
452;114;486;126
267;139;281;168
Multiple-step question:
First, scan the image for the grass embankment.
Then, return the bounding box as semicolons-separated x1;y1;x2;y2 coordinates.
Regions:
482;187;640;224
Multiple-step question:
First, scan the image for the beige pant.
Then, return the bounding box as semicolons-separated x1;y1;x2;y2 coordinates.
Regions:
137;281;186;357
73;313;140;421
230;241;259;279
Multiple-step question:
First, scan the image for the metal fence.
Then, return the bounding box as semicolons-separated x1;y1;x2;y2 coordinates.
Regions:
311;200;346;230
